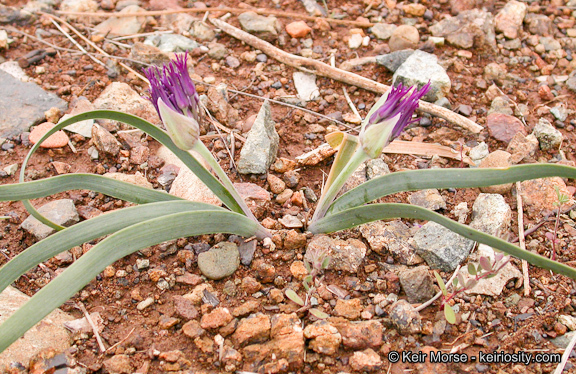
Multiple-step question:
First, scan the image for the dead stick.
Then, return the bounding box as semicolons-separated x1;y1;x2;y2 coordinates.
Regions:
76;302;106;353
55;7;375;28
210;18;483;134
515;181;531;296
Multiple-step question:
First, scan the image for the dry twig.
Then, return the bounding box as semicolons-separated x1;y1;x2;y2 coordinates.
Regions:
76;302;106;353
55;7;375;27
210;18;483;134
515;181;531;296
553;330;576;374
414;265;461;312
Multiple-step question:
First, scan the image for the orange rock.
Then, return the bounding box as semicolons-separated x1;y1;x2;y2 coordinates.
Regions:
286;21;312;38
29;122;69;148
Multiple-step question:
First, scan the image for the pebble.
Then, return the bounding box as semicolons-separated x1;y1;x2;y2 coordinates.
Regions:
408;189;446;211
189;20;216;41
506;133;538;164
238;11;280;42
94;5;145;36
375;50;415;73
303;320;342;355
359;220;423;265
350;348;382;372
494;0;527;39
207;42;227;60
278;214;302;229
94;82;159;124
232;313;271;346
469;194;512;238
144;34;199;53
533;117;563;150
21;199;79;240
102;354;132;374
520;177;573;217
28;122;69;148
104;171;152;189
429;9;496;50
91;124;121;156
371;23;397;40
200;307;233;330
136;297;154;310
286;21;311;38
333;298;362;320
398;265;436;303
293;71;320;101
393;50;451;101
389;299;422;334
413;221;475;272
486;113;526;144
182;320;205;339
237;100;279;174
267;174;286;194
197;242;240;280
329;318;383;349
388;25;419;52
306;235;366;273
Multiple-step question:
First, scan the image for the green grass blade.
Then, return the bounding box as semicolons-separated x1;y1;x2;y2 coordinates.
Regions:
328;164;576;215
0;174;182;203
310;203;576;280
0;201;222;293
18;110;244;229
0;210;262;353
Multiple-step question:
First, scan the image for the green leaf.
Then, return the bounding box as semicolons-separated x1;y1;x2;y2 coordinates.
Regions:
309;308;329;319
444;303;457;324
434;271;447;296
285;289;305;306
309;203;576;280
465;279;477;289
321;256;331;270
0;201;221;293
18;110;246;229
0;210;262;353
304;260;312;274
0;174;182;204
467;263;477;276
327;164;576;215
479;256;492;272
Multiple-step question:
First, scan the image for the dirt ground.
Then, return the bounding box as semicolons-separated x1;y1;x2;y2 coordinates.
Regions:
3;0;576;373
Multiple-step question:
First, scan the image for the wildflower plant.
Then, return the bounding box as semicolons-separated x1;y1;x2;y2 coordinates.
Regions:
2;52;576;353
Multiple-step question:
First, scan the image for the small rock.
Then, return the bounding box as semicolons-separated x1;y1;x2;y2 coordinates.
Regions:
232;313;271;346
102;354;132;374
393;50;451;101
478;150;513;194
533;118;563;151
207;42;227;60
278;215;302;229
173;295;198;320
389;299;422;334
233;300;260;317
559;315;576;331
197;242;240;280
104;171;152;189
371;23;397;40
182;320;205;339
413;221;475;272
189;20;216;41
293;72;320;101
28;122;69;148
520;177;573;217
158;315;180;329
329;318;383;349
398;266;436;303
375;50;414;72
408;189;446;211
430;9;496;50
92;124;121;156
469;193;511;238
506;133;538;164
286;21;311;38
128;42;171;65
237;100;279;174
304;320;341;355
21;199;79;240
267;174;286;194
551;331;576;350
359;220;422;265
306;236;366;273
334;298;362;320
350;348;382;372
494;0;527;39
144;34;199;53
389;25;419;52
488;97;513;116
238;11;280;42
486;113;526;144
169;167;221;206
200;307;233;330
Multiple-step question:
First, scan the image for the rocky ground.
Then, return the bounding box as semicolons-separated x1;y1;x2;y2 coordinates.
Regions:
3;0;576;373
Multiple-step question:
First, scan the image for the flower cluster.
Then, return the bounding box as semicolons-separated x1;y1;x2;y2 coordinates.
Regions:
144;53;201;150
359;82;430;158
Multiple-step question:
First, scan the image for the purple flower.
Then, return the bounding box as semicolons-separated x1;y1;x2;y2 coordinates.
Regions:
359;82;430;158
144;53;202;150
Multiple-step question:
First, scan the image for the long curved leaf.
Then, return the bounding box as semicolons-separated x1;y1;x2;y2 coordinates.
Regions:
0;201;222;293
327;164;576;215
19;110;244;229
0;174;182;203
0;210;263;353
309;203;576;280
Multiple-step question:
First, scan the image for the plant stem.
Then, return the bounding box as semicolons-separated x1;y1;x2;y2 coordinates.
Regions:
311;149;369;222
191;141;270;237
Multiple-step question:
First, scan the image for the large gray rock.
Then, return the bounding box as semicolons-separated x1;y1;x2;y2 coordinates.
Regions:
198;242;240;280
237;100;279;174
393;50;451;101
469;193;511;238
429;9;496;50
413;221;475;272
0;69;67;138
21;199;80;240
0;286;74;368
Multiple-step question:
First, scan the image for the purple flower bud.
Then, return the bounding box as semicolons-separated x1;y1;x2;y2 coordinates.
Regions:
359;82;430;158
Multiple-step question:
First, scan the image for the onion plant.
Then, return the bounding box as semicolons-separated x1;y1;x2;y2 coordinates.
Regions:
1;53;576;353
